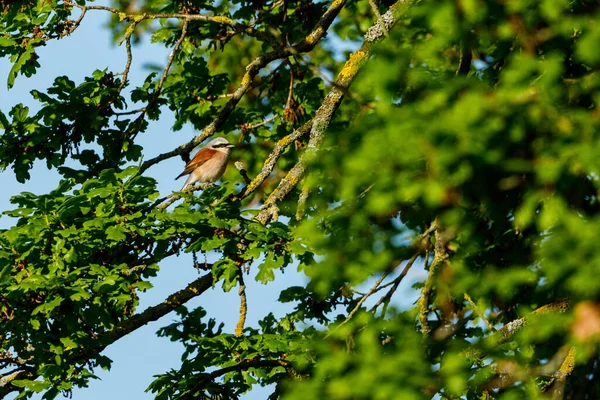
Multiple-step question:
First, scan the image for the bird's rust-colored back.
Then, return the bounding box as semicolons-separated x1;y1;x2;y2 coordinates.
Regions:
175;148;218;180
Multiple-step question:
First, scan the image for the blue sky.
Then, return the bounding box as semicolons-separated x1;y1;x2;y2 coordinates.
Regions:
0;3;427;399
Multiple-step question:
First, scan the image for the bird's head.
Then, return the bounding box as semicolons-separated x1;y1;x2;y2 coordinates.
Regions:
206;137;235;154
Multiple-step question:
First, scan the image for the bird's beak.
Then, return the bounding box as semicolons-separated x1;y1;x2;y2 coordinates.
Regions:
227;144;235;148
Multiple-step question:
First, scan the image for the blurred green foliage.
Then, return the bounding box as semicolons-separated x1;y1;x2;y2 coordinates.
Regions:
1;0;600;399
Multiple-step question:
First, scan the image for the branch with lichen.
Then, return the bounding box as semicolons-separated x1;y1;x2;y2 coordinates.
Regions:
234;271;248;337
255;0;415;225
417;226;448;336
461;300;570;363
0;370;29;397
464;293;495;331
230;120;313;202
63;0;274;44
480;345;576;394
545;346;575;400
295;181;310;220
140;0;350;173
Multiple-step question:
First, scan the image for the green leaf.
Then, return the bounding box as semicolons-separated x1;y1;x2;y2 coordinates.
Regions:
0;37;17;47
106;225;127;241
133;281;153;291
0;263;12;285
11;379;50;392
0;110;9;129
8;46;35;89
60;337;78;349
256;252;283;284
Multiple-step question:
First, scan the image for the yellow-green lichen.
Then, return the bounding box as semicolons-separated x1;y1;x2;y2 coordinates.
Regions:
241;73;251;86
305;26;324;46
560;348;576;373
277;135;294;147
212;16;234;25
337;50;367;80
331;0;343;8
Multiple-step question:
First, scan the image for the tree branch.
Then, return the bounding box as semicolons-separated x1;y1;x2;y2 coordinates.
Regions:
234;272;247;337
63;0;272;43
140;0;350;173
0;271;214;397
326;272;390;337
461;301;570;362
231;119;313;202
96;273;213;350
371;252;420;315
117;32;133;92
155;20;189;100
417;225;448;337
255;0;415;225
153;182;214;210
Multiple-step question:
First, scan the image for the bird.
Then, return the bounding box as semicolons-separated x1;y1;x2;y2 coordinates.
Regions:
175;137;235;190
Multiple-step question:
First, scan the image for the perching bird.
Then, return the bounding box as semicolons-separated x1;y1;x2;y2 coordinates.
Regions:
175;137;234;190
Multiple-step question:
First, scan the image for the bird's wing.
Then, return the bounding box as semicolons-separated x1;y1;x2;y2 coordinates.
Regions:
175;148;217;180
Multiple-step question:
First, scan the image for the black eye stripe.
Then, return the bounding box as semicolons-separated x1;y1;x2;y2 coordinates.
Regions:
213;143;229;148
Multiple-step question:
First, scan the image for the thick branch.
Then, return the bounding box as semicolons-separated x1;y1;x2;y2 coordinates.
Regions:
96;273;213;350
0;370;30;398
255;0;415;224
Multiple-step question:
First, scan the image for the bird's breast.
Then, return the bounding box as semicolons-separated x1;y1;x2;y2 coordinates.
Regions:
194;152;229;182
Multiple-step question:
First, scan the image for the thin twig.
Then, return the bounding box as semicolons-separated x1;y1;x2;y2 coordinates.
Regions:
285;67;294;110
155;20;188;100
194;358;292;385
153;183;214;210
464;293;495;331
63;0;271;42
112;107;146;116
250;0;284;26
118;33;133;92
326;272;390;337
62;4;88;37
234;161;252;184
241;115;277;130
372;252;420;315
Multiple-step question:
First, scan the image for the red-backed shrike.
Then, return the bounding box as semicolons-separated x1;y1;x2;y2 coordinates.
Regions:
175;137;234;190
